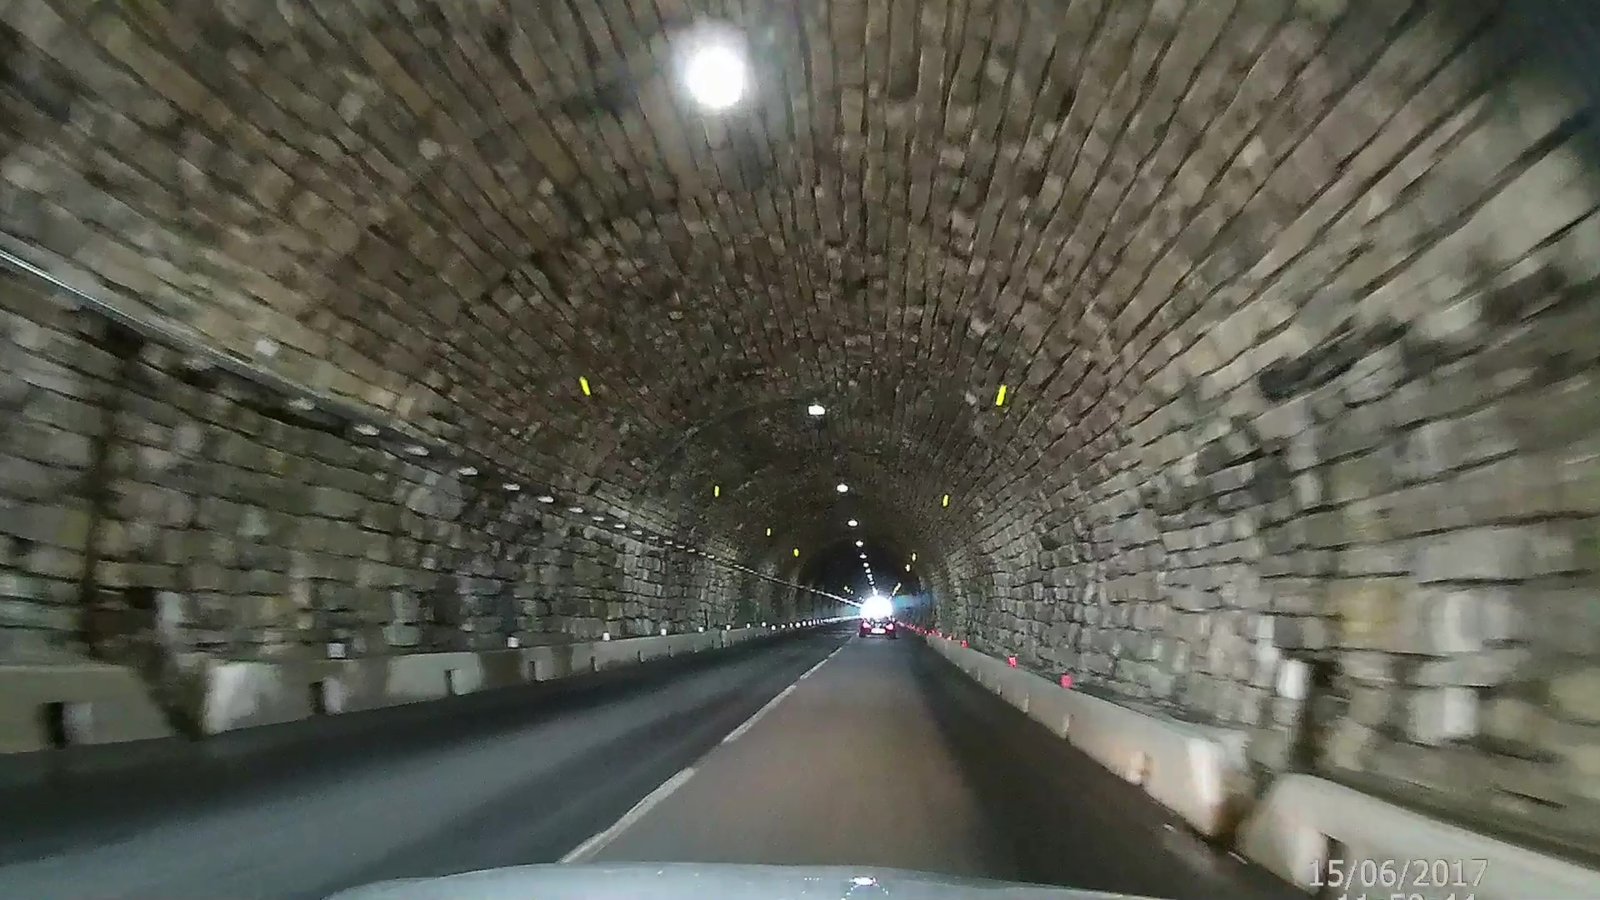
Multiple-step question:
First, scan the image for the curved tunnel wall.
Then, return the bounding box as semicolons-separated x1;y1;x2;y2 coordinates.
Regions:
2;0;1600;858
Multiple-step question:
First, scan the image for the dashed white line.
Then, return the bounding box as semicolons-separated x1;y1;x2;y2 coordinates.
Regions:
797;644;846;681
559;766;697;863
721;684;796;744
561;641;848;863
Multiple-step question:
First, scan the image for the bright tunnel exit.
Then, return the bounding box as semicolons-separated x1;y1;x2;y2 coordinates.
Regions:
858;593;893;621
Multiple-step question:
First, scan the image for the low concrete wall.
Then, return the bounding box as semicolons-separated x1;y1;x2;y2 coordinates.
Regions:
921;631;1244;838
917;630;1600;900
0;618;844;754
1239;775;1600;900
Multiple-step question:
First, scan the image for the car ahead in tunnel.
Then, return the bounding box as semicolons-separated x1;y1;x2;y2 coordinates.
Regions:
326;862;1148;899
859;617;897;639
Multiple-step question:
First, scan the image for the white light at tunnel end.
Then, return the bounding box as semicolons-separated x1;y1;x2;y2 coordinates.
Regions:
681;35;748;112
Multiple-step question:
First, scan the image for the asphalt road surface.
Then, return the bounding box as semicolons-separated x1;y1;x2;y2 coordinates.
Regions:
0;626;1294;900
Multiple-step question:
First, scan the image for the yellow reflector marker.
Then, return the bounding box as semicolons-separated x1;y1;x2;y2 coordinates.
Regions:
941;494;950;508
579;376;592;396
713;484;720;498
766;526;772;537
792;547;800;558
995;384;1008;407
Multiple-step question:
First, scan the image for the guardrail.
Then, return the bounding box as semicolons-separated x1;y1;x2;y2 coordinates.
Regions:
909;626;1600;900
1;618;846;753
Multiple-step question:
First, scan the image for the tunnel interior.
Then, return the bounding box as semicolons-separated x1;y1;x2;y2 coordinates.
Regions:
1;0;1600;866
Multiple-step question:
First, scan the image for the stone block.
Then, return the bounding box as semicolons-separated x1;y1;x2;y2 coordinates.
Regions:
1414;525;1577;583
1412;648;1533;687
1549;666;1600;723
1408;687;1479;745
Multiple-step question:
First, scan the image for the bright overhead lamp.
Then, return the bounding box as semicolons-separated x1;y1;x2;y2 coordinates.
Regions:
854;540;863;547
836;483;849;494
847;519;858;527
682;36;747;111
807;402;826;416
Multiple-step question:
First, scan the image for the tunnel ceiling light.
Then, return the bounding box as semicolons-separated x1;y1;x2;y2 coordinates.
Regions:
288;397;315;412
765;526;772;537
807;402;826;416
632;529;643;536
456;465;478;476
854;540;863;547
614;522;626;529
404;444;428;456
538;494;555;503
836;483;849;493
682;37;748;111
911;552;917;562
860;554;867;559
592;514;604;522
579;376;592;396
713;484;720;498
502;482;521;492
793;548;800;557
942;493;950;508
906;564;911;571
995;384;1009;407
847;518;858;527
569;506;584;514
354;423;380;437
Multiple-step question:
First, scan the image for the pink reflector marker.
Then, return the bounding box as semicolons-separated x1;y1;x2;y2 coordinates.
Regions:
1060;674;1074;689
961;640;968;648
1007;656;1017;667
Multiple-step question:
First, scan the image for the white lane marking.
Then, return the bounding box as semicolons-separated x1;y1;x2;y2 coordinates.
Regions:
559;766;697;863
797;644;846;681
721;684;796;744
561;641;848;862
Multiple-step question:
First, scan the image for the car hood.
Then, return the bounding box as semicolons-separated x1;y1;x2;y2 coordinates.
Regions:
325;862;1163;900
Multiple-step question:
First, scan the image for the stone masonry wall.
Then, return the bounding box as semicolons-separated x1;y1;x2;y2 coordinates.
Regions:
0;270;770;687
946;5;1600;859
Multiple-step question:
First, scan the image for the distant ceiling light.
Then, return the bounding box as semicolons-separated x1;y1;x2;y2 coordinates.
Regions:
836;483;849;494
713;484;721;498
456;465;478;476
847;519;858;527
615;522;626;529
404;445;428;456
632;529;643;536
537;495;555;504
911;552;917;562
682;38;747;111
807;402;826;416
854;540;863;547
569;506;584;514
906;564;912;572
793;548;800;558
591;515;604;522
502;482;521;492
579;376;592;396
942;493;950;508
288;397;315;411
860;554;867;559
995;384;1009;407
354;423;380;436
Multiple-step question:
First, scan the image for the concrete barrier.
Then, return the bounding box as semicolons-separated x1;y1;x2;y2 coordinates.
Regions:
916;630;1600;897
0;619;848;753
1238;775;1600;900
918;632;1251;838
